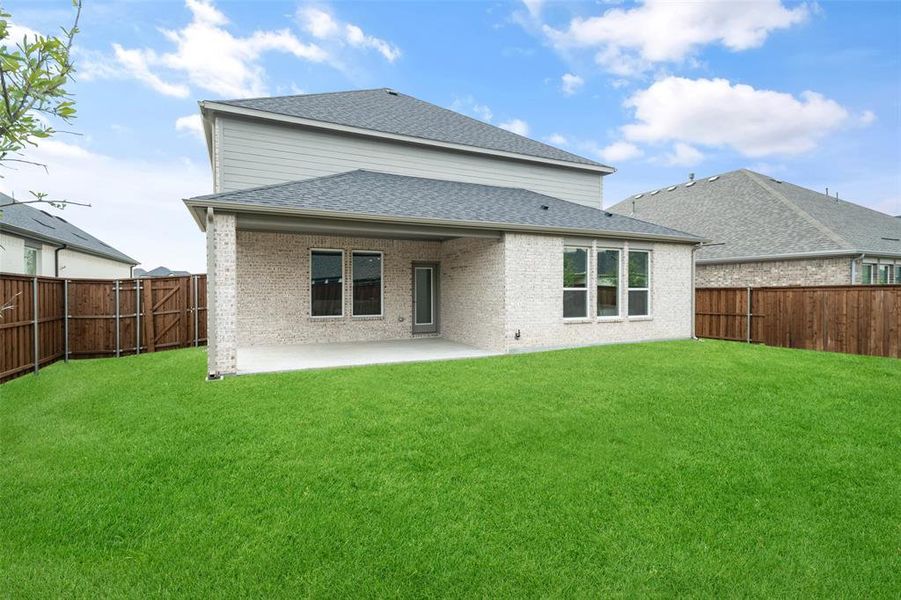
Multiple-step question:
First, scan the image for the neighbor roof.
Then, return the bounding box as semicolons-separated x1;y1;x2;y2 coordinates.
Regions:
185;170;702;243
210;88;610;170
608;169;901;262
0;195;137;264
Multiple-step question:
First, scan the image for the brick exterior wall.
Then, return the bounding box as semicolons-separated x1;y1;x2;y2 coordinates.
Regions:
696;257;853;287
207;211;237;376
503;233;693;351
236;232;441;347
439;237;506;352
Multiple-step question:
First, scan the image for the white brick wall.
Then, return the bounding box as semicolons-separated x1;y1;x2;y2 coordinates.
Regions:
696;257;853;287
503;233;693;351
208;211;237;375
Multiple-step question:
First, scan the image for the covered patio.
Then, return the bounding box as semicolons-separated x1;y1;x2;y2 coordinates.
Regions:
237;337;500;374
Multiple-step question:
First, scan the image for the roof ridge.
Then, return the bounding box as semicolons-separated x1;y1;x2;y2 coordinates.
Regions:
215;88;388;105
741;170;853;250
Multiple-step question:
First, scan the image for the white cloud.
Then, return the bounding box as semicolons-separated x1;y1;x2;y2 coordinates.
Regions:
175;114;205;142
450;96;493;122
297;6;401;62
621;77;851;157
498;118;530;136
2;22;41;48
546;133;568;146
597;141;642;163
522;0;545;19
82;0;330;98
561;73;584;95
540;0;809;76
0;140;211;272
859;110;876;126
664;142;704;167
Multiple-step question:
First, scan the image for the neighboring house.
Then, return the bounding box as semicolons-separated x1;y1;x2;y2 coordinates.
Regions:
0;195;137;278
609;169;901;288
185;88;703;377
134;266;191;278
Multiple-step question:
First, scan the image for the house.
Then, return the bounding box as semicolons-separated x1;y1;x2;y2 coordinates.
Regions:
184;88;703;377
134;266;192;278
0;194;137;278
609;169;901;288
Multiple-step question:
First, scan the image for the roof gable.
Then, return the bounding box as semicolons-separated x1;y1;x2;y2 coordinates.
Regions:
213;89;609;170
609;169;901;261
0;195;137;264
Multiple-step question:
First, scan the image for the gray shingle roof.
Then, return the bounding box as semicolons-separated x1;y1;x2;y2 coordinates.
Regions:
608;169;901;261
0;194;137;264
215;88;609;170
186;170;702;242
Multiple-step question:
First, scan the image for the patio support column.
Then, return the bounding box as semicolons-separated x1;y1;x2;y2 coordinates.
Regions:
206;207;237;377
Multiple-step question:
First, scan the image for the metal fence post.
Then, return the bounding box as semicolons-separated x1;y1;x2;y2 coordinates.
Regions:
64;279;69;362
115;280;121;358
746;286;752;343
193;275;199;347
33;277;39;375
135;279;141;355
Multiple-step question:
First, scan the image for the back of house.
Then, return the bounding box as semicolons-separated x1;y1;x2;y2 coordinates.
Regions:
186;88;703;377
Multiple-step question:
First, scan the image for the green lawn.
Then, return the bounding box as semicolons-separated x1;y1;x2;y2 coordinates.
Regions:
2;341;899;598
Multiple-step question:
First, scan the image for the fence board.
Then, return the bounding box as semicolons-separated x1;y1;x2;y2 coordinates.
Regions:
1;273;206;383
696;285;901;358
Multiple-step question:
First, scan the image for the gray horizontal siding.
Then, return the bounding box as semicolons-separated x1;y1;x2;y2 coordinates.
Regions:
216;117;603;208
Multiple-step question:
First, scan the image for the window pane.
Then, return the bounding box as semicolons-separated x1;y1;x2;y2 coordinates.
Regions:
563;247;587;288
628;290;649;316
597;249;619;317
353;253;382;316
895;266;901;284
415;268;432;324
563;290;587;318
628;251;649;288
862;264;874;284
878;265;890;285
311;251;343;316
24;247;38;276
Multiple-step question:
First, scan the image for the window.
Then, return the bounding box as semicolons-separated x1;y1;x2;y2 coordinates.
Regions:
597;249;620;317
861;263;876;284
877;264;890;285
310;250;343;317
627;250;650;317
895;265;901;284
563;246;588;318
352;251;383;316
23;246;39;276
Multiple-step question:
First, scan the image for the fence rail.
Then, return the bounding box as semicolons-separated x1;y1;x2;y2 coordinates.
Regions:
696;285;900;358
1;273;206;383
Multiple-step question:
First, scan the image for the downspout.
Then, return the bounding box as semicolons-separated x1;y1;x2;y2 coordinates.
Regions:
54;244;68;277
853;253;865;284
691;242;702;340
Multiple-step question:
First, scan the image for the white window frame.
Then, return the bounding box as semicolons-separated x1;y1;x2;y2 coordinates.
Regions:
596;247;622;320
351;250;384;318
627;249;652;319
563;245;590;320
310;248;345;318
876;263;891;285
861;263;877;285
23;245;40;276
413;266;436;326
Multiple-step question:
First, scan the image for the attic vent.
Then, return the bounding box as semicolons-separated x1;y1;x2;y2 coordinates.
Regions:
385;89;399;96
770;178;783;183
32;218;55;229
540;204;549;210
882;237;900;242
708;176;720;182
650;190;660;195
667;185;677;191
634;194;643;199
73;232;89;241
685;181;696;187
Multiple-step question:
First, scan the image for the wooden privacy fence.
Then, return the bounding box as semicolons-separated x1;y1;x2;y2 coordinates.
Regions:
696;285;900;358
1;273;207;383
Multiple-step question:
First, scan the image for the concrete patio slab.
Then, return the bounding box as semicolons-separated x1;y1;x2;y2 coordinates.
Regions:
237;337;499;375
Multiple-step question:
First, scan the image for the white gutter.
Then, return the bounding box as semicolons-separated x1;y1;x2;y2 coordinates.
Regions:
183;199;706;245
696;248;901;264
200;101;616;175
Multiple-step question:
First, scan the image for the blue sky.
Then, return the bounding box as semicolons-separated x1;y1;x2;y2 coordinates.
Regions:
3;0;900;271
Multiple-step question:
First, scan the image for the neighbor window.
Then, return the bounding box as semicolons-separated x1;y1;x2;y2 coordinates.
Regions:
895;265;901;284
563;246;588;318
597;249;620;317
861;263;876;284
310;250;343;317
628;250;650;317
352;251;383;316
877;264;890;285
23;246;39;276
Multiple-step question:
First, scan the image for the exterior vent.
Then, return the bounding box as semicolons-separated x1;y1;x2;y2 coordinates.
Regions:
650;190;660;195
634;194;643;199
667;185;677;191
540;204;549;210
685;181;696;187
385;89;399;96
708;176;720;182
32;218;55;229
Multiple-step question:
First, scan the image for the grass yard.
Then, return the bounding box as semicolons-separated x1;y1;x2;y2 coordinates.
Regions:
2;340;899;598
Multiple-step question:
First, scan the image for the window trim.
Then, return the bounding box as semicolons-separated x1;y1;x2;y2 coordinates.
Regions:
351;250;384;318
596;247;622;321
627;249;652;319
861;262;877;285
309;248;345;319
23;245;40;277
563;245;590;320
